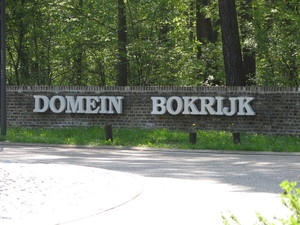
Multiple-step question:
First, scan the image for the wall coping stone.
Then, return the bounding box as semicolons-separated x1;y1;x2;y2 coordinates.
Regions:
6;86;300;93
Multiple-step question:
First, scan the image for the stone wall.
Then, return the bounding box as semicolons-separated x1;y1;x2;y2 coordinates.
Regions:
4;86;300;136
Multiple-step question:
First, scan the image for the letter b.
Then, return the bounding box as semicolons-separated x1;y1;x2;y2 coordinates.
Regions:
151;97;167;114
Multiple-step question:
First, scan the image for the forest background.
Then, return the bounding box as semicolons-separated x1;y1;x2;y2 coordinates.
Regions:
4;0;300;87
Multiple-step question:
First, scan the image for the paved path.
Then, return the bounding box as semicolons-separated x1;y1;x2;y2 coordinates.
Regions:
0;143;299;224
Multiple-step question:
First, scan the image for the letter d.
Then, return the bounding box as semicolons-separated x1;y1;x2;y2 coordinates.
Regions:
33;95;49;113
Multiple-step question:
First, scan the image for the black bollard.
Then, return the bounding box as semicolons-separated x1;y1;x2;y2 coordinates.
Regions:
189;132;197;144
104;125;113;142
232;132;240;144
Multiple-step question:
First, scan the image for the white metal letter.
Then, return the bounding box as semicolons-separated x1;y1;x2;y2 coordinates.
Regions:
215;97;225;115
199;97;216;115
65;96;85;113
237;97;255;116
223;97;238;116
107;96;123;114
33;95;49;113
182;97;200;115
151;97;167;114
99;96;108;113
49;96;66;113
166;96;183;115
85;96;100;114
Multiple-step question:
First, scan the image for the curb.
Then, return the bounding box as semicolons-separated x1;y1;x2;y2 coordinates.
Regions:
1;141;300;156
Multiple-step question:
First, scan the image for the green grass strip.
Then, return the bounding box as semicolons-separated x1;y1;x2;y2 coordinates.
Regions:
1;127;300;152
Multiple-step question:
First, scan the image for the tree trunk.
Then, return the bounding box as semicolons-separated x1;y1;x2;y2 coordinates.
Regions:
196;0;218;83
117;0;128;86
218;0;244;86
73;0;84;85
240;0;256;86
18;0;29;84
196;0;217;58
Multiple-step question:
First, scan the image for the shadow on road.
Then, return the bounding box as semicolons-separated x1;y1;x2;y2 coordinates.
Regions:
1;144;299;194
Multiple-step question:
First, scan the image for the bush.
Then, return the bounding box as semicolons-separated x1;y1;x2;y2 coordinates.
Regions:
222;181;300;225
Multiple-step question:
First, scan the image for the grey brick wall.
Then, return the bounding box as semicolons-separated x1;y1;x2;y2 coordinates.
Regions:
4;86;300;136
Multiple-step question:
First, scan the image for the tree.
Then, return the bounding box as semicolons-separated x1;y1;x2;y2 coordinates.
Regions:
196;0;217;57
73;0;84;85
240;0;256;86
125;0;199;86
7;0;59;85
218;0;244;86
196;0;220;85
117;0;128;86
253;0;300;86
5;0;299;87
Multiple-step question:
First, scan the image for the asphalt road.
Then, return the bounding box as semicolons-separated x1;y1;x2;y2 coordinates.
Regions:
1;143;299;225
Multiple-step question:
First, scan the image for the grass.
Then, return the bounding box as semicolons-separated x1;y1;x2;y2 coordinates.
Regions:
1;127;300;152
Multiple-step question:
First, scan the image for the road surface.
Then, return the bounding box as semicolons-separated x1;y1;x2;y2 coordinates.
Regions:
0;143;299;224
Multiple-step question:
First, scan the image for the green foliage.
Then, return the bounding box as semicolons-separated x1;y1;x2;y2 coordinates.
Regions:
4;0;300;86
279;181;300;225
1;127;300;152
222;181;300;225
253;0;300;86
222;212;242;225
